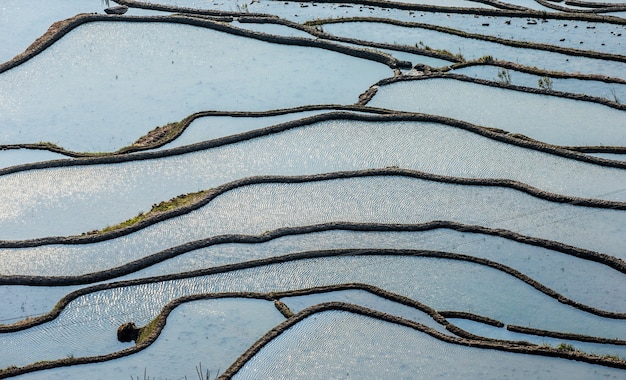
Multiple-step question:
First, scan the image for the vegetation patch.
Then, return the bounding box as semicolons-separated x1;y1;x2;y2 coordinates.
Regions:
136;317;160;345
537;76;554;90
416;41;465;61
122;122;183;151
556;342;576;352
84;190;207;235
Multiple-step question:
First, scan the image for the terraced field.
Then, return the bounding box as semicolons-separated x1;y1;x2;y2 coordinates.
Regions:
1;0;625;378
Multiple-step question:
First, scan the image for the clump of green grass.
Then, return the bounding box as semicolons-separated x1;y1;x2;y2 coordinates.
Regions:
37;141;63;150
84;190;207;235
496;68;512;84
135;317;160;345
537;76;553;90
126;122;183;151
131;363;219;380
542;342;625;362
415;41;464;60
556;343;576;352
98;213;146;234
478;55;494;63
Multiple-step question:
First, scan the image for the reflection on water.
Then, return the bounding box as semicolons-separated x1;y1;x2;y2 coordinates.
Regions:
237;311;626;379
1;119;625;239
370;79;626;146
0;22;390;151
1;0;625;377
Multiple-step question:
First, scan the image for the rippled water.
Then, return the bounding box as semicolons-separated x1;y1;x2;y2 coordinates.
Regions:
370;79;626;146
0;22;389;151
4;255;625;370
236;311;626;379
1;119;624;239
454;65;626;101
322;21;626;78
1;0;625;378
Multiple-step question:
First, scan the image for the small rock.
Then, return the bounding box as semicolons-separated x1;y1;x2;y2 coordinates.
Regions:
104;5;129;15
117;322;140;342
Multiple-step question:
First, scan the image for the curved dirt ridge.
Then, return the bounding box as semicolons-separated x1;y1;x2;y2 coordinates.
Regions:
306;16;626;64
0;106;395;158
117;0;626;23
1;283;625;379
1;168;624;248
3;107;625;164
2;10;624;157
536;0;626;12
451;59;626;86
376;72;626;111
244;13;626;82
2;108;626;183
1;246;625;336
2;1;624;378
219;302;626;379
0;13;407;76
2;221;624;286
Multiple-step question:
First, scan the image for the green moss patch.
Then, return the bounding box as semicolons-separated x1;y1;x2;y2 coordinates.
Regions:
85;190;207;236
123;122;183;151
136;317;160;345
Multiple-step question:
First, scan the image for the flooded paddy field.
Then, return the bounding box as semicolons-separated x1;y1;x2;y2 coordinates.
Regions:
0;0;625;379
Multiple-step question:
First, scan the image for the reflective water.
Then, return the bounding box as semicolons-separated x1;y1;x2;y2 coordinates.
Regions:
0;22;390;152
0;149;66;170
15;298;284;379
369;78;626;146
5;228;625;314
0;0;161;64
2;119;624;240
2;0;625;377
322;21;626;79
3;255;624;369
450;318;626;358
282;288;465;335
236;311;626;379
156;110;331;150
454;65;626;102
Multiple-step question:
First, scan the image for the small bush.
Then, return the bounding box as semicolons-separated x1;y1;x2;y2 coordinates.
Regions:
496;68;511;85
538;76;553;90
556;343;575;352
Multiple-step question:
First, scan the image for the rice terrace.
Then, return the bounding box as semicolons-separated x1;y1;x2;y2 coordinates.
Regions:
1;0;626;378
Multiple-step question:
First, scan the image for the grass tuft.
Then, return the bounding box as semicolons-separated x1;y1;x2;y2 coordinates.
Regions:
556;343;576;352
135;317;160;345
537;76;553;90
83;190;207;236
496;68;512;85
